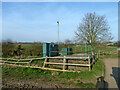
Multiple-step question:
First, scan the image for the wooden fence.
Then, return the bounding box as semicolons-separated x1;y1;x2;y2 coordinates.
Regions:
0;54;97;72
42;54;96;72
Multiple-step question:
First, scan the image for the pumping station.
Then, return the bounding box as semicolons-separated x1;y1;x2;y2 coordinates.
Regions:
42;43;97;72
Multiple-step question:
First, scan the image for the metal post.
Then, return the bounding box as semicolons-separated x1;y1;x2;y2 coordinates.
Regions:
75;47;77;52
68;45;70;55
91;45;93;55
88;45;90;54
49;44;51;57
94;45;95;55
85;44;87;59
57;21;59;44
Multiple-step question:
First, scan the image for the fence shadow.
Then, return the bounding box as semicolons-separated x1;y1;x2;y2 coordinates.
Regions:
96;76;108;89
110;67;120;88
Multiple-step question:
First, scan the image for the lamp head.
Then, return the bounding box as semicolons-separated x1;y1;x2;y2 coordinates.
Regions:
57;21;59;24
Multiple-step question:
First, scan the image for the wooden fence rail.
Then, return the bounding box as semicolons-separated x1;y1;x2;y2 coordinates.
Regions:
0;57;45;65
0;60;29;64
0;58;44;61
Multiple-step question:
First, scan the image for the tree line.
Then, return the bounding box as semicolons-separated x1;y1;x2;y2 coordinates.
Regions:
2;42;43;58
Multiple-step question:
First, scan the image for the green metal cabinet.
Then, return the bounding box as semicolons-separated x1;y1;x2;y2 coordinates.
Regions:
43;43;59;57
43;43;49;57
60;47;72;55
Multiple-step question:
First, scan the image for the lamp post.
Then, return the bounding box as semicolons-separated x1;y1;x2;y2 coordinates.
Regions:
57;21;59;44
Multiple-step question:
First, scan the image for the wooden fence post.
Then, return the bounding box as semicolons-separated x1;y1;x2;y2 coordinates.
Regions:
92;47;94;55
43;56;48;68
63;56;66;71
29;59;33;65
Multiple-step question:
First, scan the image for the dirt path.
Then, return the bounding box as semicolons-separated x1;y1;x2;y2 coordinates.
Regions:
103;58;120;88
2;78;67;88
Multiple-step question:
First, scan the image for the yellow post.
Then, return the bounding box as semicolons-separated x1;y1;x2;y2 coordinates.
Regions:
92;47;94;55
43;56;47;68
89;65;91;71
63;56;66;71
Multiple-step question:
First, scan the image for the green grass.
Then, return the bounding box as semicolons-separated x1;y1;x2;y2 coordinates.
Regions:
57;71;96;82
22;44;33;49
76;82;94;88
31;59;44;67
98;53;118;59
92;59;103;76
95;46;117;53
2;66;51;80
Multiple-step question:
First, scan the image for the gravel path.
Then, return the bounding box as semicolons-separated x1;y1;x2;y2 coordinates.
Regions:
103;58;120;88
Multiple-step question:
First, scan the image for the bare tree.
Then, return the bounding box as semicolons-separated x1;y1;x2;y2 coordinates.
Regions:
75;12;113;45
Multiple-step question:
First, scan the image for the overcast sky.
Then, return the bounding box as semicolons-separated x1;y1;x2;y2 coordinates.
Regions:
2;2;118;42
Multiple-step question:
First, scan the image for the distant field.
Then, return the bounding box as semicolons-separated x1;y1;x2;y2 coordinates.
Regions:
2;43;43;58
22;44;33;48
95;45;117;53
